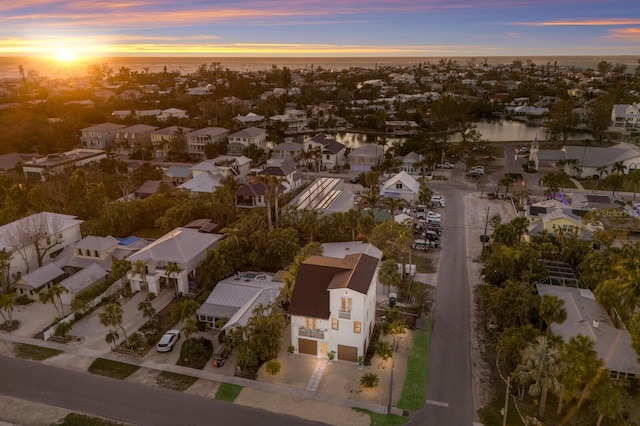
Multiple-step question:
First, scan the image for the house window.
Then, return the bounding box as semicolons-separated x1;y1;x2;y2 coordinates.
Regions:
332;318;339;330
306;318;317;330
94;250;99;257
354;322;361;334
341;297;352;312
396;183;403;189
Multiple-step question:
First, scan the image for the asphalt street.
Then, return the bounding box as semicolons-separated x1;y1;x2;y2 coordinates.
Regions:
0;355;323;426
410;166;474;426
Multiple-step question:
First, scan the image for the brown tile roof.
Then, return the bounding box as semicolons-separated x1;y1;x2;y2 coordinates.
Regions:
287;253;378;319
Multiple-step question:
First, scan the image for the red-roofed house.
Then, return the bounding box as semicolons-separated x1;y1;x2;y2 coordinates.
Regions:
288;249;380;362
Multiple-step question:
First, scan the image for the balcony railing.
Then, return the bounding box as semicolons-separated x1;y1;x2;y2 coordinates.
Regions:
338;310;352;319
298;327;324;339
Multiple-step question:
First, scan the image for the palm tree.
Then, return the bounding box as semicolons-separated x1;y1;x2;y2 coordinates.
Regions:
40;284;69;317
612;244;640;315
596;165;609;190
361;189;382;220
0;292;16;325
627;169;640;201
379;258;401;295
271;175;288;227
383;197;406;219
105;329;120;349
612;161;627;175
165;263;181;298
132;259;149;297
100;303;128;346
604;173;624;196
111;258;131;296
298;149;314;182
539;294;567;336
515;336;565;418
250;173;274;230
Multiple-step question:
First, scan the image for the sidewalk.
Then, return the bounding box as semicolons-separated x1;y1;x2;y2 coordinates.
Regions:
0;325;395;425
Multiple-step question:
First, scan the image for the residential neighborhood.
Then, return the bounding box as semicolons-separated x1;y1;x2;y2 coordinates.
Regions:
0;56;640;426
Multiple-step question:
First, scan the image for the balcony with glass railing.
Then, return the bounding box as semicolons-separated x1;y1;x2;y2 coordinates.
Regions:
298;327;324;339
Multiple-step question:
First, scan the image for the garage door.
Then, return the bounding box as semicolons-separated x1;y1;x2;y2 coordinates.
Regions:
338;344;358;362
298;338;317;356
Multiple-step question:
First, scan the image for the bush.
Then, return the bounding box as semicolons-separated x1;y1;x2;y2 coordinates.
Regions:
178;337;213;369
54;321;72;337
360;373;380;389
364;324;381;366
265;359;281;376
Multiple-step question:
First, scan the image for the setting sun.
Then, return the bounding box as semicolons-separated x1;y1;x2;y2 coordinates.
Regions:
56;50;76;62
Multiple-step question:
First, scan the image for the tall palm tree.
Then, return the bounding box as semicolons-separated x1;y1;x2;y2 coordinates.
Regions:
99;303;128;345
132;259;149;297
165;263;181;298
596;165;609;190
628;169;640;201
613;244;640;315
361;189;382;220
40;283;69;317
383;197;406;220
250;174;274;230
515;336;565;418
271;175;288;227
539;294;567;336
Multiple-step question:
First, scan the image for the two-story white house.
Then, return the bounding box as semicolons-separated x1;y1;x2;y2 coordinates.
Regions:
227;127;268;157
126;227;223;296
379;171;420;204
288;243;381;362
0;212;83;280
304;133;346;171
611;103;640;129
187;127;230;159
269;109;308;133
80;123;125;149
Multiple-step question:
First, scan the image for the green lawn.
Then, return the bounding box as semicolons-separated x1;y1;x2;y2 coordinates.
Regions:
88;358;139;380
215;382;243;402
156;371;198;391
352;408;408;426
397;317;431;411
14;343;62;361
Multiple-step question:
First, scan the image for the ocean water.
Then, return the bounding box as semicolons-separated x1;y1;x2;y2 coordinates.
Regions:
0;55;638;80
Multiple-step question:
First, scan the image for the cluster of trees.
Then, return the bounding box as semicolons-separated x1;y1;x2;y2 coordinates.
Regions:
480;217;638;422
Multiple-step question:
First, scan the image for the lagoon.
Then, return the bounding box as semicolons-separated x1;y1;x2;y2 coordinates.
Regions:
332;119;592;149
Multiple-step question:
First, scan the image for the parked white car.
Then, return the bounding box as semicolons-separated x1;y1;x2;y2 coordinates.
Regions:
156;329;181;352
437;162;454;169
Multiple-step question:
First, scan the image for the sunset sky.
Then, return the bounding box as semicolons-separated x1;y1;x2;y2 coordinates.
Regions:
1;0;639;59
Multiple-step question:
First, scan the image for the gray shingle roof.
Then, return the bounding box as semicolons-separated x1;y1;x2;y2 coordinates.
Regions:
126;227;222;264
18;263;65;289
60;264;108;295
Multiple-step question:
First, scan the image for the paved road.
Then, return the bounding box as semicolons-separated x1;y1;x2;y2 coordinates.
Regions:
410;165;474;425
0;355;322;426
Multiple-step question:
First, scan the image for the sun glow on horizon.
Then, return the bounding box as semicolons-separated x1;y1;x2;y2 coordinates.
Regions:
56;50;76;62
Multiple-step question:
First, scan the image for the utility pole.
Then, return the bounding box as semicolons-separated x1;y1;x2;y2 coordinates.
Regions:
502;375;510;426
482;206;490;254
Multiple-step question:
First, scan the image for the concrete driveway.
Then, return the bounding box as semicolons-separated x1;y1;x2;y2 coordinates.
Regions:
10;300;59;338
70;290;174;353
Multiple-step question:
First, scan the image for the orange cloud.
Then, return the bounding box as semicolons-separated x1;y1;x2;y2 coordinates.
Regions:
607;28;640;41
